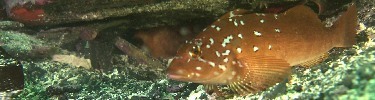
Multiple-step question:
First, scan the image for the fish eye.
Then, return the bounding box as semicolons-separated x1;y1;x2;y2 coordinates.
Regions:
189;46;201;58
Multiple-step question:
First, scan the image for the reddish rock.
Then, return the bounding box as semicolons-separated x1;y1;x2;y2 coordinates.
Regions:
4;0;53;25
10;6;45;24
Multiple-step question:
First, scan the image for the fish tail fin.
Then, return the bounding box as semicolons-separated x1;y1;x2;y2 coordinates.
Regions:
333;3;358;47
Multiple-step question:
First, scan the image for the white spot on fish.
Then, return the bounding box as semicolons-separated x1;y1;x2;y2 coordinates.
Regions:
274;14;278;19
167;58;173;66
216;27;221;31
195;73;201;77
238;33;243;39
238;61;244;67
177;69;184;74
229;35;233;39
237;76;241;80
196;66;202;71
211;25;216;28
209;38;214;45
208;61;216;67
218;65;226;71
203;28;207;31
237;48;242;53
254;31;262;36
222;43;227;47
275;28;281;33
240;20;245;25
229;18;233;21
216;51;221;57
198;57;207;63
232;61;237;65
253;46;259;52
214;71;220;75
228;76;233;80
260;19;265;23
222;50;230;56
195;39;203;46
206;44;211;48
268;45;272;50
231;71;236;75
223;58;229;63
222;35;233;47
234;20;238;26
229;11;235;18
229;11;243;18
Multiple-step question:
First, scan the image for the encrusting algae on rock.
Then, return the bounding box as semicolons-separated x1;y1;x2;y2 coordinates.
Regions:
167;3;358;96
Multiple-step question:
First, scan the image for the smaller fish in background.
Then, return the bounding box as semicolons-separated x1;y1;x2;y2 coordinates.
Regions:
134;26;199;58
167;3;358;96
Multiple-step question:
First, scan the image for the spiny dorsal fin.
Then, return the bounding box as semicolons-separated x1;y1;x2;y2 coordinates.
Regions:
283;4;322;23
229;55;291;95
297;52;329;68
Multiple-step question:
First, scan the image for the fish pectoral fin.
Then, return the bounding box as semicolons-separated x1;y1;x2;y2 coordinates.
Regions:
297;52;329;68
203;84;237;98
203;84;232;97
228;55;291;95
203;84;220;95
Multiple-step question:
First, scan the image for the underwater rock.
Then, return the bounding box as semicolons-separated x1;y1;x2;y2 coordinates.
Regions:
0;46;24;91
2;0;228;26
46;85;82;96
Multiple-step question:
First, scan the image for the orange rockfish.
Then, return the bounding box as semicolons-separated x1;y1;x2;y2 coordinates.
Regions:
167;4;357;95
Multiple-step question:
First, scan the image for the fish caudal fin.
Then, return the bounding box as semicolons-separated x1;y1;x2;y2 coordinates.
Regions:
332;3;358;47
229;56;291;95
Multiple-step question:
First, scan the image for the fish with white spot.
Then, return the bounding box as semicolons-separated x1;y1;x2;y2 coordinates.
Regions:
167;4;358;96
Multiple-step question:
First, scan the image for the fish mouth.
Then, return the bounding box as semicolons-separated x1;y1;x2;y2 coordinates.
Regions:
167;73;184;80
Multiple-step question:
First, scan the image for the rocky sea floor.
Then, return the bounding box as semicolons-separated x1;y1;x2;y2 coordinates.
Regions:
0;1;375;100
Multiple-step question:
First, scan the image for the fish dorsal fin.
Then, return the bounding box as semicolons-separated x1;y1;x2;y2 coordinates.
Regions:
228;55;291;95
297;52;329;68
283;5;322;22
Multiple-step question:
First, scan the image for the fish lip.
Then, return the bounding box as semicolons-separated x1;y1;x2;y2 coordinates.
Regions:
167;73;184;80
